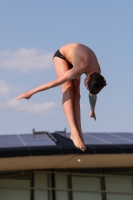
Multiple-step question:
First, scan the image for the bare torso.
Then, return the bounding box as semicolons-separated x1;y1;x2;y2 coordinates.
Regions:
60;43;101;76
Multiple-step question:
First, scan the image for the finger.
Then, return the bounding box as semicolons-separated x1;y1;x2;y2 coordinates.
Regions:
16;95;21;100
93;115;96;121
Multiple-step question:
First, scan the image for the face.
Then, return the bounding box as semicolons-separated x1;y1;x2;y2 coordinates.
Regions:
84;76;90;91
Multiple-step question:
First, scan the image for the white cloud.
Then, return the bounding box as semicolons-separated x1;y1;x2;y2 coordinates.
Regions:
0;79;25;99
0;79;58;116
0;79;86;116
0;48;54;73
0;80;11;97
0;98;57;115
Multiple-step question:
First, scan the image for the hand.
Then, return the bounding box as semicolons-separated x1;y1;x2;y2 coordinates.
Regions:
17;92;32;100
90;110;96;121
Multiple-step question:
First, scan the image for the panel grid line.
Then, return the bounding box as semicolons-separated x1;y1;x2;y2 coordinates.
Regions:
84;133;112;144
108;133;133;143
17;135;26;146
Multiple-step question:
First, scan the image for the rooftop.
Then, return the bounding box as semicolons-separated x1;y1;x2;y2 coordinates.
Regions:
0;130;133;157
0;130;133;171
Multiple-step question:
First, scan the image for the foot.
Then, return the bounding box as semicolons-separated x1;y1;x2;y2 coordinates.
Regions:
17;92;32;100
78;130;85;144
70;132;86;151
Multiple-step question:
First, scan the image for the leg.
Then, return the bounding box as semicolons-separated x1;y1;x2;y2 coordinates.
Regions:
72;78;85;144
53;57;86;151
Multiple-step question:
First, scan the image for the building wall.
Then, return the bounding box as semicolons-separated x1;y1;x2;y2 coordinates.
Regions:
0;168;133;200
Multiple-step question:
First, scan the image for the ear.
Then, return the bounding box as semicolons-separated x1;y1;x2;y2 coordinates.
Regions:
86;75;90;82
84;75;90;89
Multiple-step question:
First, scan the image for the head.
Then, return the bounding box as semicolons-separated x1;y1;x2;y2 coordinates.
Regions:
85;72;107;94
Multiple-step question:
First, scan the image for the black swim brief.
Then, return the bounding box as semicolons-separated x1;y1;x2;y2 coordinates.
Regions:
53;50;73;69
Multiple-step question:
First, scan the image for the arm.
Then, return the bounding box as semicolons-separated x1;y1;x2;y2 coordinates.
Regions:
89;93;97;120
17;68;81;100
26;74;70;94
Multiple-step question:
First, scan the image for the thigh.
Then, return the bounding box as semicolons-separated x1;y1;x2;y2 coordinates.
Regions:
53;57;73;92
72;77;80;95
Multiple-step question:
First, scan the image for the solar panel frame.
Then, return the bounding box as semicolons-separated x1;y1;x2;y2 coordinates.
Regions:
0;132;133;148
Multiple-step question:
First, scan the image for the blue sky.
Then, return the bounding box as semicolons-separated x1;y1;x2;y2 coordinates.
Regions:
0;0;133;135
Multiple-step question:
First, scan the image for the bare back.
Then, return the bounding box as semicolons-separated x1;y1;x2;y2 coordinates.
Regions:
60;43;101;75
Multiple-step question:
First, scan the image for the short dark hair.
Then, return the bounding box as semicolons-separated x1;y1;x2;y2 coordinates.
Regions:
88;73;107;94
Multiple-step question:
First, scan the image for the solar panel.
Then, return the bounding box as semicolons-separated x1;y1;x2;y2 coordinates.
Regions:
20;134;56;146
0;133;56;148
111;133;133;142
84;133;133;145
0;135;23;148
0;132;133;148
83;133;111;145
61;132;133;145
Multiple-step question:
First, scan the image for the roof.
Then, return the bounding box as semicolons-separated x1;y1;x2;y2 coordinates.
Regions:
0;131;133;158
1;131;133;170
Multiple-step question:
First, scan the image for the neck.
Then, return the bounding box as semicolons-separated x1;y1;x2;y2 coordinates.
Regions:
86;69;101;77
85;71;95;77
